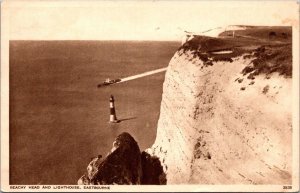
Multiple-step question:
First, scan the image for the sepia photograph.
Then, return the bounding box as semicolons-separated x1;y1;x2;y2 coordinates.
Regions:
1;0;299;192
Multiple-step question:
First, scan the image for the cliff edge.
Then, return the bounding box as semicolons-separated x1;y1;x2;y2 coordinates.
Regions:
147;26;292;184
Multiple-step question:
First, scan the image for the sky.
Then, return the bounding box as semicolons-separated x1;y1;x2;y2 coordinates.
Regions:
5;0;299;41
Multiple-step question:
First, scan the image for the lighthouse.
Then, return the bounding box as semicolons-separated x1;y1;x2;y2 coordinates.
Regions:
109;95;120;123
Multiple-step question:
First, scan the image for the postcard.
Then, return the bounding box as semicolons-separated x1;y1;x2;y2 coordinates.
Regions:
1;0;299;192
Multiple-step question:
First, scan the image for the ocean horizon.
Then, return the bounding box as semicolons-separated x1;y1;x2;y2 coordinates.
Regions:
9;40;180;184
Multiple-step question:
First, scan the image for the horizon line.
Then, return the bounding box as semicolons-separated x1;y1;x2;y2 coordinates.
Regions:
9;39;182;42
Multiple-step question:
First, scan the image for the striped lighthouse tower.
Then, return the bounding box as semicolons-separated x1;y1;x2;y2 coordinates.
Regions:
109;95;120;123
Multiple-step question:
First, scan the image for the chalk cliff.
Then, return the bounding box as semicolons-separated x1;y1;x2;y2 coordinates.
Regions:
147;26;293;184
79;26;292;185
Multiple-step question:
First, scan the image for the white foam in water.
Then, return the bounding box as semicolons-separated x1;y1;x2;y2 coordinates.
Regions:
120;67;168;83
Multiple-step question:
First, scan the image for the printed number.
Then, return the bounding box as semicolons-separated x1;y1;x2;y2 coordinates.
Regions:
283;185;292;189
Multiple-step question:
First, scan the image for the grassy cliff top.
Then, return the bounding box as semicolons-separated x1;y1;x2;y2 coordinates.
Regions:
179;26;292;78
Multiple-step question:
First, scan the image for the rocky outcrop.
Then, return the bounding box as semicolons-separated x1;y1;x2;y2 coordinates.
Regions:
78;132;142;185
148;26;292;184
78;132;166;185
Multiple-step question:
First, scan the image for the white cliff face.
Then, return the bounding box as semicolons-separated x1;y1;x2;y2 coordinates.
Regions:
149;48;292;184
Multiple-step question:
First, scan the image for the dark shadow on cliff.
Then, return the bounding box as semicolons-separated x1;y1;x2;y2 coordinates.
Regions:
78;132;142;185
78;132;166;185
93;132;142;184
141;151;167;185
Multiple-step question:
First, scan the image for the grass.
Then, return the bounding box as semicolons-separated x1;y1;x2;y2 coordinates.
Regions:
242;44;292;78
178;26;292;78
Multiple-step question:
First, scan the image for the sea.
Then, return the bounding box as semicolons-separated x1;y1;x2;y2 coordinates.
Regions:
9;40;180;185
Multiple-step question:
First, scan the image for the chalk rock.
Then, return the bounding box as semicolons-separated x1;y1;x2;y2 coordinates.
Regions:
78;132;142;185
